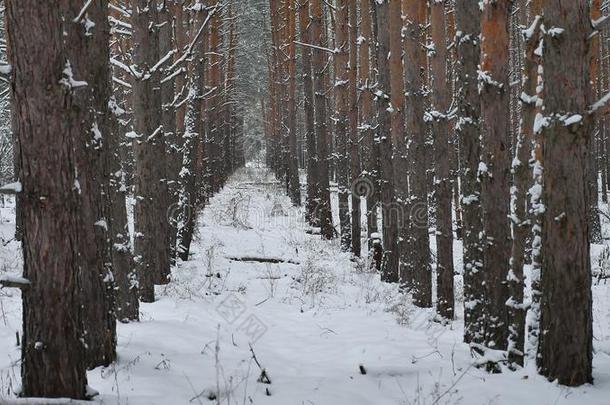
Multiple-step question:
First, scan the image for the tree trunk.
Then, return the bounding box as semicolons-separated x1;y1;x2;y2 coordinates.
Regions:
537;0;593;386
479;0;512;355
7;0;88;397
109;0;139;323
168;0;188;263
403;0;431;305
429;0;455;320
286;0;301;206
298;0;321;227
507;0;541;368
311;0;334;239
65;0;118;368
177;2;208;261
335;0;351;250
159;1;178;275
374;0;400;282
359;0;379;263
455;0;485;344
348;0;361;257
131;0;168;302
387;0;408;283
589;0;603;244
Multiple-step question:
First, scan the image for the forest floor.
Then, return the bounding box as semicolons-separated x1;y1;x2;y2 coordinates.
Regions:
2;165;610;404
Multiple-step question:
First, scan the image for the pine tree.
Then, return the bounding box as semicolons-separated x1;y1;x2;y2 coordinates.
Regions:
455;0;485;344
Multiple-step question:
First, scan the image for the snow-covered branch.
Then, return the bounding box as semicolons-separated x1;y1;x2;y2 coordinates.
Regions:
0;274;30;290
73;0;94;23
588;90;610;118
294;40;338;55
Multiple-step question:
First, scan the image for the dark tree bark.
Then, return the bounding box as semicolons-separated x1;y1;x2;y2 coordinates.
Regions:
6;0;88;398
403;0;431;305
589;0;603;244
455;0;485;344
537;0;593;386
177;1;209;261
298;0;321;227
109;0;139;323
206;2;223;195
286;0;301;207
388;0;408;283
336;0;351;250
429;0;454;320
374;0;400;282
131;0;169;301
479;0;512;354
168;0;188;263
64;0;118;368
359;0;379;262
159;1;178;272
507;0;541;368
348;0;361;257
311;0;334;239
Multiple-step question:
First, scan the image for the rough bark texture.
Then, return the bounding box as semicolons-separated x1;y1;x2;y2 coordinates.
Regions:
109;0;139;323
311;0;334;240
538;0;593;386
177;2;208;261
131;0;168;302
159;1;178;275
374;0;400;283
589;0;603;244
403;0;431;305
455;0;484;344
64;0;117;368
479;0;512;353
7;0;88;398
168;0;188;263
429;0;454;320
508;0;541;367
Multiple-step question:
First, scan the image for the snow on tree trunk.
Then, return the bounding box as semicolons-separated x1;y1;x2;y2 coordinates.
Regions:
429;0;455;321
374;0;400;283
455;0;485;345
403;0;432;306
478;0;512;359
6;0;88;397
311;0;334;240
537;0;593;386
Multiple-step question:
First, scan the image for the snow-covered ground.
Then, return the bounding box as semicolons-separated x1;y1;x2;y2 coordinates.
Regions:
2;166;610;404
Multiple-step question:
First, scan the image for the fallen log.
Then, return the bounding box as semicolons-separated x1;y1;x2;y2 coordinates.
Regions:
227;256;300;265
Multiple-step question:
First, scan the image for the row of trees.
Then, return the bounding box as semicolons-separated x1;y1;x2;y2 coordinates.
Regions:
264;0;609;387
1;0;244;399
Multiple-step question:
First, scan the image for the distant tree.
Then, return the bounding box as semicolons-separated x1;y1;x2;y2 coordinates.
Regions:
298;0;321;227
335;0;351;250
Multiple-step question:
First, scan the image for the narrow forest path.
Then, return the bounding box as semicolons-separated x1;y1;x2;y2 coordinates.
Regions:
2;165;610;404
